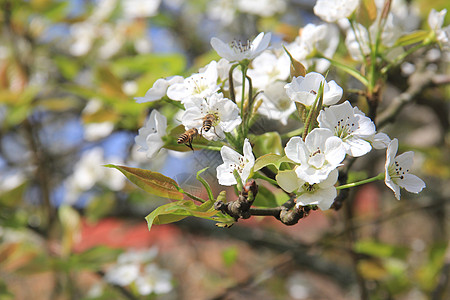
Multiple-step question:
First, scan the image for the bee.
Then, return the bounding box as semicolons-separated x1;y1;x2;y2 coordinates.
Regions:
177;128;198;151
201;113;217;134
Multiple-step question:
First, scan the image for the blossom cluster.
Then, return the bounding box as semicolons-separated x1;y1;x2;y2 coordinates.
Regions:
133;0;437;213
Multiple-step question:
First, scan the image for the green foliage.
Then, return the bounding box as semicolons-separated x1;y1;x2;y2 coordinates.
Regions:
105;165;184;200
145;199;216;231
222;246;239;267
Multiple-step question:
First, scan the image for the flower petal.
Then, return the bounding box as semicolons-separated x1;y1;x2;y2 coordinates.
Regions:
398;174;426;194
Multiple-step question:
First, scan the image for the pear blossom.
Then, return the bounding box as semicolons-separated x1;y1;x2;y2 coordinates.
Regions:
105;263;140;286
314;0;359;23
256;81;296;125
166;61;220;102
237;0;287;18
181;93;241;141
317;101;378;157
428;9;450;47
135;76;183;103
122;0;161;19
216;138;255;186
284;72;343;107
210;32;271;62
247;50;290;90
135;110;167;158
277;169;339;210
285;129;346;184
384;139;426;200
135;264;173;295
345;14;403;61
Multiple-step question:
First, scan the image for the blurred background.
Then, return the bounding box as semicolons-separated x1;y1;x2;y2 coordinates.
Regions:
0;0;449;299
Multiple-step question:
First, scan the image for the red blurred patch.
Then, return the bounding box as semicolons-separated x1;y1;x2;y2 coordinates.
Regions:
354;184;380;216
73;218;182;253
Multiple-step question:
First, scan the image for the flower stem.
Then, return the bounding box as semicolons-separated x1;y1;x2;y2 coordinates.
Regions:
380;42;425;74
316;54;369;87
336;173;385;190
253;172;278;186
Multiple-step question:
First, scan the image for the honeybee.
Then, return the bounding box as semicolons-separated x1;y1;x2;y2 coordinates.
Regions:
201;113;217;133
177;128;198;151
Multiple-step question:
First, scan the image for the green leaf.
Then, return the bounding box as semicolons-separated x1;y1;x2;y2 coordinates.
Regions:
196;168;214;201
250;132;283;158
54;56;80;80
354;240;409;260
112;54;186;78
145;200;217;231
105;165;184;200
395;30;429;47
222;246;239;267
253;185;278;208
254;154;294;171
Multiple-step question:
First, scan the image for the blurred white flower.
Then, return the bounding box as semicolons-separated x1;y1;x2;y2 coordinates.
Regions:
284;129;345;184
135;110;167;158
276;169;338;210
135;264;173;295
70;22;96;56
122;0;161;19
118;247;159;264
247;50;290;90
210;32;271;62
288;23;340;73
257;81;296;125
428;9;449;47
237;0;286;17
84;122;114;141
216;138;255;186
105;263;140;286
167;61;220;102
314;0;359;23
181;93;241;141
285;72;343;107
317;101;377;157
345;14;403;61
135;76;184;103
384;139;425;200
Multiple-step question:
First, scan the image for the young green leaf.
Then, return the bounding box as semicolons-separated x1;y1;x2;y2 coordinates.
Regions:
105;165;184;200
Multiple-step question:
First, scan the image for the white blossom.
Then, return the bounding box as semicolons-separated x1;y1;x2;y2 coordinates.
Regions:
428;9;450;47
216;138;255;186
210;32;271;62
181;93;241;141
167;61;220;102
135;110;167;158
122;0;161;19
237;0;286;17
256;81;296;125
285;72;343;107
345;14;403;61
135;76;183;103
384;139;425;200
247;50;290;90
105;263;140;286
317;101;377;157
314;0;360;23
276;169;339;210
284;129;346;184
135;264;173;295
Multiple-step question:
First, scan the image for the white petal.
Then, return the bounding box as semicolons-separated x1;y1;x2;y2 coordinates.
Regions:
305;128;333;152
386;138;398;166
385;177;401;200
398;174;426;194
323;80;343;105
220;145;242;164
252;32;271;55
167;82;189;101
243;138;255;164
285;137;303;164
324;136;346;165
395;151;414;171
318;169;339;188
345;137;372;157
372;133;391;149
216;163;237;186
298;186;336;210
210;37;235;61
276;170;301;192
